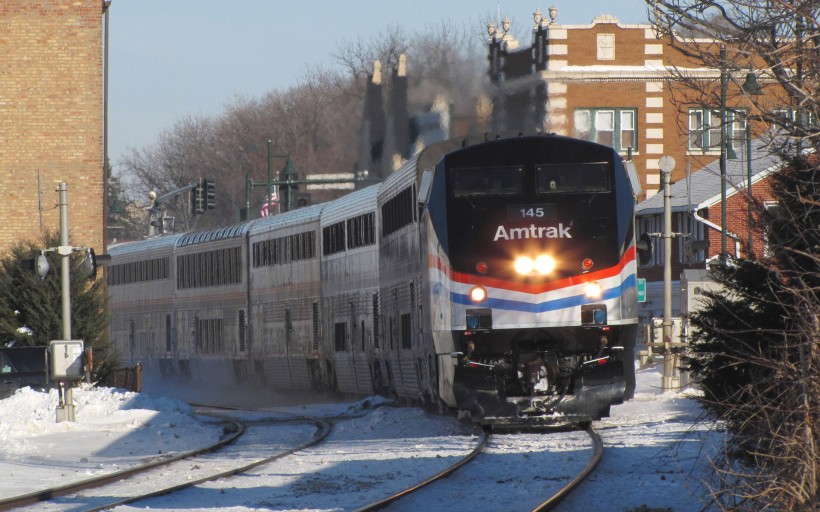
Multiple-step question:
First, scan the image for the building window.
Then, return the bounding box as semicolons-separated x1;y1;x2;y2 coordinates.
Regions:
688;108;747;154
573;108;638;152
677;213;706;264
334;322;347;352
772;108;817;132
401;314;412;349
763;201;782;258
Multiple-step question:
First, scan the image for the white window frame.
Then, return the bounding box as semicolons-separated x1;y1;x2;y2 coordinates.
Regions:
763;201;781;258
772;108;817;131
676;213;706;264
573;107;638;153
688;108;747;154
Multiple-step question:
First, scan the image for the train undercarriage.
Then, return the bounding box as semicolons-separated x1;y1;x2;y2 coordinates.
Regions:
451;326;631;427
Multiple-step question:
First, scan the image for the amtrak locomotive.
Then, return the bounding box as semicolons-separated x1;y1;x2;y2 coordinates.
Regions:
107;134;642;425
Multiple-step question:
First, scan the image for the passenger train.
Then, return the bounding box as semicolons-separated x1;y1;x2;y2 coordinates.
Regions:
107;134;643;425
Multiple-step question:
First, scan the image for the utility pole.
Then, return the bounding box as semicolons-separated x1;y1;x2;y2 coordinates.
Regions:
29;183;108;422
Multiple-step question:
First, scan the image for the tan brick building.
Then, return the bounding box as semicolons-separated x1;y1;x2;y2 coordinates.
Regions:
0;0;106;257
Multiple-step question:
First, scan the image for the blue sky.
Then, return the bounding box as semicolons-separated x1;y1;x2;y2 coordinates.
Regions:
108;1;650;171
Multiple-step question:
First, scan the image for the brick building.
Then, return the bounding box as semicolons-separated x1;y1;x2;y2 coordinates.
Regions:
0;1;107;256
486;10;773;200
485;9;789;321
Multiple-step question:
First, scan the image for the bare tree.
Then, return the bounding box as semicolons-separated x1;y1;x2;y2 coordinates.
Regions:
649;1;819;509
119;18;490;227
120;115;220;232
649;0;819;152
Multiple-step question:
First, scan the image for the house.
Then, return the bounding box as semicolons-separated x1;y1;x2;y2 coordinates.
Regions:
635;137;783;322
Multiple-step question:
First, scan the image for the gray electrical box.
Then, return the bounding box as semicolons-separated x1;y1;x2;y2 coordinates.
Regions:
49;340;84;379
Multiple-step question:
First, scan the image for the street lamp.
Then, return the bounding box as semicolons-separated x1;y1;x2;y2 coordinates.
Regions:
720;46;764;259
659;155;676;391
720;45;728;258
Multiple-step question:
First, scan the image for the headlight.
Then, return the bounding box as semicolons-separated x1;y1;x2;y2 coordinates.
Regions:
514;256;534;275
534;255;555;274
469;286;487;303
585;282;603;299
515;255;555;275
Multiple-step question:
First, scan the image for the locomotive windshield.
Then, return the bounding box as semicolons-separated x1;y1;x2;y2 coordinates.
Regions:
452;166;523;197
535;162;610;194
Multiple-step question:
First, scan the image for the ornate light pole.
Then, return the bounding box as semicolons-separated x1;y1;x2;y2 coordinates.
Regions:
659;155;676;390
720;45;728;257
720;46;763;259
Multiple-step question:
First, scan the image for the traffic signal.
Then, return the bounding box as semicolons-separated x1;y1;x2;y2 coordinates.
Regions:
191;181;205;215
204;179;215;210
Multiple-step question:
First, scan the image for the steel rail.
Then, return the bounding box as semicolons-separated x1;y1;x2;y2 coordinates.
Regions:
354;428;490;512
81;414;332;512
0;412;244;512
532;425;604;512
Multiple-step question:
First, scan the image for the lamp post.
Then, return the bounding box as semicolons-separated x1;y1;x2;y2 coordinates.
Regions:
720;45;728;258
659;155;676;391
746;123;754;256
741;73;762;256
720;46;764;259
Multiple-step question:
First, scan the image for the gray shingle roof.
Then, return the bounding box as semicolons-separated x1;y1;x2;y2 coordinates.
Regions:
636;138;783;215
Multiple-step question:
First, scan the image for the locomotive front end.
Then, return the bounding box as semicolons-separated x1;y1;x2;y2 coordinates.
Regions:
426;136;638;425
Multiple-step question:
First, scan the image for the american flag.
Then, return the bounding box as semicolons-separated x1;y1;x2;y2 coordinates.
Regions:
259;186;278;217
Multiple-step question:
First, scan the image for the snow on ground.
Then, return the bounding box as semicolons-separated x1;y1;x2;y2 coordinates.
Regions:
0;363;722;511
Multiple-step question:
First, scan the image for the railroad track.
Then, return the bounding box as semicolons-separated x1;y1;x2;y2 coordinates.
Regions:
0;408;331;512
356;425;603;512
1;402;601;511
